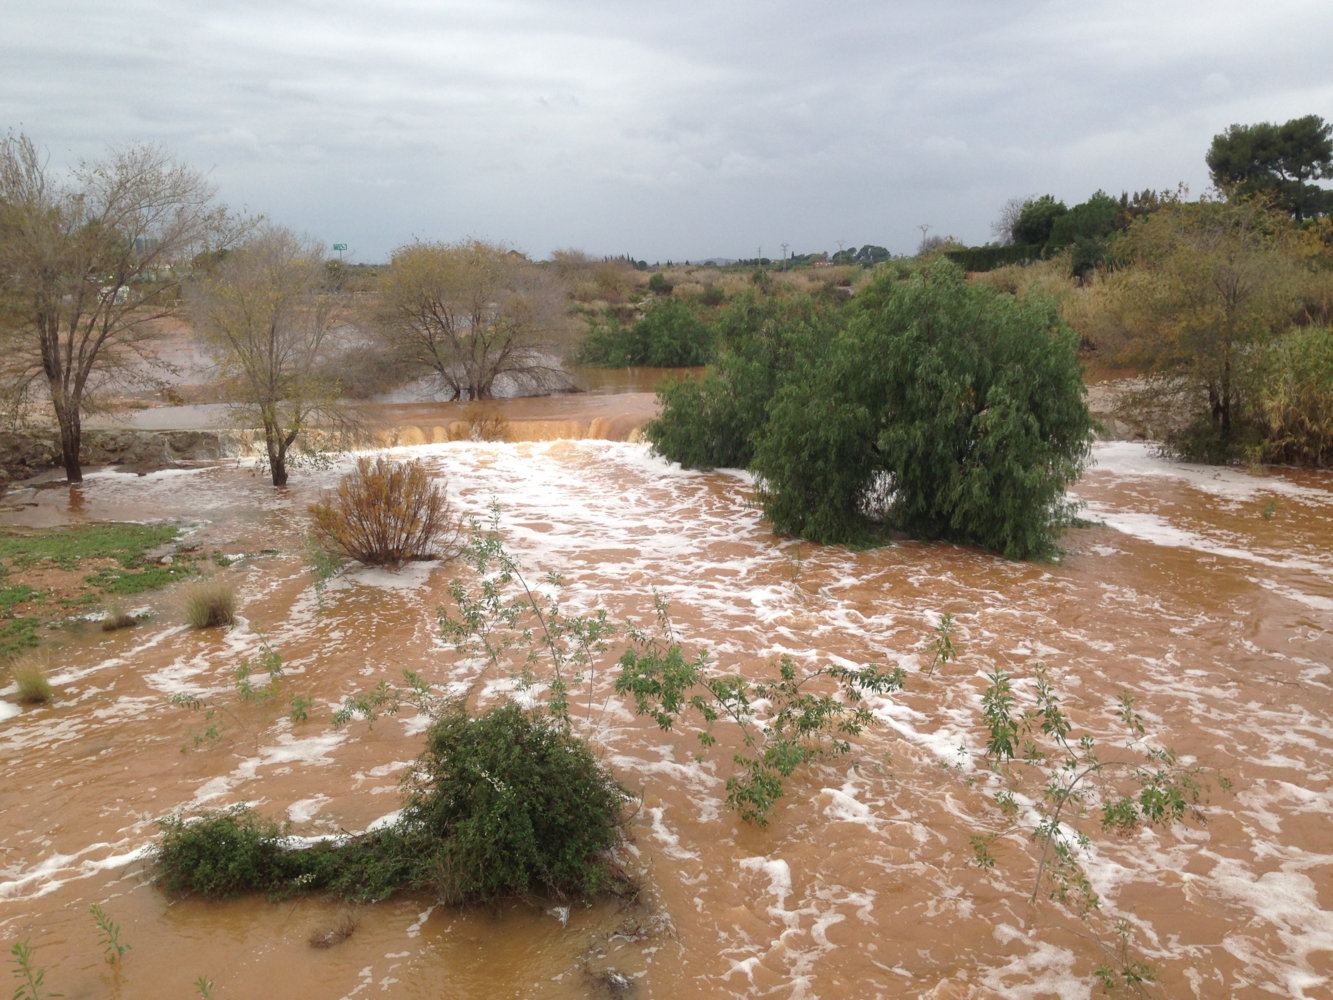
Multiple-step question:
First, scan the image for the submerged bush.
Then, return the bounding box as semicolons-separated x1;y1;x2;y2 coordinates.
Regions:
309;455;461;569
400;703;628;903
155;702;628;905
157;808;294;897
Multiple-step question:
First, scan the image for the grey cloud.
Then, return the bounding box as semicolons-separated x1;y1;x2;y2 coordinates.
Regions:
4;0;1331;261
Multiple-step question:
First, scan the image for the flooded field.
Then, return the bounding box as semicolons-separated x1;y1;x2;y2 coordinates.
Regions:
1;411;1330;999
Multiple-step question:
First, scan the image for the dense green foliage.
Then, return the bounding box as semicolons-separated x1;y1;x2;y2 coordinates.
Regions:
1207;115;1333;220
650;262;1093;559
645;291;842;469
576;296;715;367
157;702;627;905
943;243;1041;272
157;808;296;897
1047;190;1121;249
399;703;627;903
757;264;1092;557
1012;195;1067;246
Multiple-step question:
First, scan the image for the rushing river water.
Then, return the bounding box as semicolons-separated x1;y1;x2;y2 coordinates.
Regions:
1;398;1330;1000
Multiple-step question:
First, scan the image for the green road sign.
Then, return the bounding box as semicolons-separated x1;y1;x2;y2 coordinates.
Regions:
333;243;348;251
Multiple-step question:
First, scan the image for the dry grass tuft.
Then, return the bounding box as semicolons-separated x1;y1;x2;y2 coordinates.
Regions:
101;605;138;631
10;656;55;704
308;910;358;949
182;577;237;629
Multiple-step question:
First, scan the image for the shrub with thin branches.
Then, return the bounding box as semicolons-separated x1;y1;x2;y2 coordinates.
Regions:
309;455;461;569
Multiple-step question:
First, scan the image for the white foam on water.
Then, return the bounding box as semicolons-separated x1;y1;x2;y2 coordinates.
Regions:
1;435;1328;998
1089;441;1333;503
738;856;793;916
1087;505;1333;575
323;559;438;593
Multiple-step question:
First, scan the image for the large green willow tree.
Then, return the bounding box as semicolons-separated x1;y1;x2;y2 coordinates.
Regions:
648;262;1093;560
0;132;235;482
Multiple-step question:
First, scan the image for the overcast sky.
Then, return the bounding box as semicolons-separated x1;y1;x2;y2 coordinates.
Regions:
5;1;1331;263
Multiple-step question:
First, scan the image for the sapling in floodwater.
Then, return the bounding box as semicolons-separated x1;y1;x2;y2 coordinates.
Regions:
970;661;1229;996
615;596;906;825
88;904;130;964
171;641;311;751
8;940;60;1000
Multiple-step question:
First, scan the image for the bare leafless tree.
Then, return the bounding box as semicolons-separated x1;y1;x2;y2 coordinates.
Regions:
189;225;350;487
0;132;238;481
377;239;568;400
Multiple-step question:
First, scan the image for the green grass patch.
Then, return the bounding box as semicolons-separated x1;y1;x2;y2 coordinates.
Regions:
0;523;206;655
0;582;40;615
0;617;42;655
84;562;197;595
0;523;181;569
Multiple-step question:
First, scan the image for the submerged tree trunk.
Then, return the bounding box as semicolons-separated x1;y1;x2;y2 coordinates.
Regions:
47;376;85;483
57;406;84;484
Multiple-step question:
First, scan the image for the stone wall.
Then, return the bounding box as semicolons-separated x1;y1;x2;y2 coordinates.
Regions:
0;429;238;485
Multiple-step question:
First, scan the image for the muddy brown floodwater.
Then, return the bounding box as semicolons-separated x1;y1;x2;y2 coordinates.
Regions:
1;394;1330;1000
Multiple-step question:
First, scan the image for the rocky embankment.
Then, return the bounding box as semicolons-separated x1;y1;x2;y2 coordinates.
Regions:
0;429;237;486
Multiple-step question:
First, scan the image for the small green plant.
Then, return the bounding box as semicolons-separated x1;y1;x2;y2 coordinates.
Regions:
1094;920;1157;993
615;598;905;825
304;533;345;601
1261;499;1278;520
182;577;236;629
10;657;54;705
921;613;956;677
234;645;283;704
9;940;61;1000
88;904;130;964
193;975;217;999
436;506;615;725
173;642;309;750
170;691;223;750
972;661;1228;993
308;455;461;569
